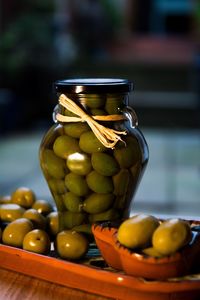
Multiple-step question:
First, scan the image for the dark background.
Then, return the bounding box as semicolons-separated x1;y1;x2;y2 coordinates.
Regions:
0;0;199;133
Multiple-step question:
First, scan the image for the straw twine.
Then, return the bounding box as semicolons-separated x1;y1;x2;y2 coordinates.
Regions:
56;94;127;148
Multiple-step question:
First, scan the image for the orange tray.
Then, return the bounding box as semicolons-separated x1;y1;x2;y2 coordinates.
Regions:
0;240;200;300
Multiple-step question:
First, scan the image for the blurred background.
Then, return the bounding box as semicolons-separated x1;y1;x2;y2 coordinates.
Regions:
0;0;200;217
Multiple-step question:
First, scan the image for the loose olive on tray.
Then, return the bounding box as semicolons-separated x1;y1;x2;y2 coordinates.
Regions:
23;208;47;230
32;199;53;216
0;195;12;204
0;203;25;222
11;187;36;208
23;229;51;254
55;230;89;260
2;218;34;248
0;187;92;260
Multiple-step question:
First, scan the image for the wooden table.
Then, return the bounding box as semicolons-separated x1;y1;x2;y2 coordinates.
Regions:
0;222;200;300
0;268;110;300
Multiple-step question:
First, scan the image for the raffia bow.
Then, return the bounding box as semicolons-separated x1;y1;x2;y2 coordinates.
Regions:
56;94;127;148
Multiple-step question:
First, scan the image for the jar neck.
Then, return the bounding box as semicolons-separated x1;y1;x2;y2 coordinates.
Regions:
57;92;128;117
53;92;131;148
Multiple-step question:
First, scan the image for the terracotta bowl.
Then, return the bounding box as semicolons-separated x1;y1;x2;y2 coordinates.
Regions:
92;221;200;280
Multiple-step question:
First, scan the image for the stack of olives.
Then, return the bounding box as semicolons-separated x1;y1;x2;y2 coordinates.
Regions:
0;187;90;260
117;214;192;257
40;95;143;234
0;187;53;254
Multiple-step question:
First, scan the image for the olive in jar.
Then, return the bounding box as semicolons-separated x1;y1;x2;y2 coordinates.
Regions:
65;173;90;197
91;152;119;176
86;171;113;194
79;131;106;153
53;135;80;159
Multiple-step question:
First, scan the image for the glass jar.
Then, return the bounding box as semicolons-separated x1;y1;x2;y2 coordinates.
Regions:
39;78;149;232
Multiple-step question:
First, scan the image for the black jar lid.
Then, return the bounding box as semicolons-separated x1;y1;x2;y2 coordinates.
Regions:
54;78;134;94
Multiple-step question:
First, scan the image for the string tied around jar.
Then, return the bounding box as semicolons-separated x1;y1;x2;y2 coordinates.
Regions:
55;94;127;148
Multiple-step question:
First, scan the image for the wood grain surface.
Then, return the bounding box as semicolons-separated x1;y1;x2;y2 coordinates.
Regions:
0;268;111;300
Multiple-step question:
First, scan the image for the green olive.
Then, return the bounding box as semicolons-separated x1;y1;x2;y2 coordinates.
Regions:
0;195;12;204
63;192;83;213
91;152;119;176
85;94;105;108
79;131;106;153
23;229;51;254
89;208;119;223
142;247;165;258
113;169;130;196
53;135;80;159
72;223;94;242
63;123;89;138
23;208;47;230
46;211;60;236
56;230;89;260
114;195;127;211
48;178;66;194
90;108;106;116
11;187;36;208
117;214;160;249
105;97;123;115
152;218;192;255
64;109;77;117
2;218;34;248
42;149;66;179
65;173;90;196
52;194;66;211
83;193;114;214
86;171;113;194
32;199;53;216
67;153;92;175
0;204;25;222
61;211;86;229
72;223;92;235
114;136;141;168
